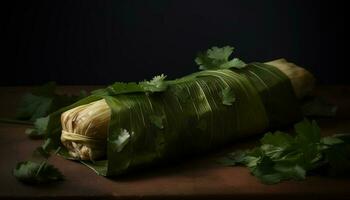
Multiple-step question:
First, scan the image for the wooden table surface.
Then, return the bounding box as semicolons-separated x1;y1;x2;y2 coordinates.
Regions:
0;86;350;200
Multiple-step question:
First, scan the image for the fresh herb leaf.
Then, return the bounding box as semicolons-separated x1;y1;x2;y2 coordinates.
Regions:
139;74;168;92
16;93;52;121
251;156;283;184
221;87;236;106
195;46;246;70
93;75;169;96
25;116;50;139
261;131;294;148
223;58;246;69
16;82;86;121
295;119;321;145
13;161;64;184
220;119;350;184
109;129;131;152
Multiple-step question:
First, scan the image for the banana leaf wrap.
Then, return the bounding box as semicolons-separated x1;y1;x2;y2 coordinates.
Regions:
44;62;301;176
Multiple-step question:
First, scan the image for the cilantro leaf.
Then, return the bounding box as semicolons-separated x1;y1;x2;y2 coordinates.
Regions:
260;131;294;148
251;156;284;184
93;75;169;96
109;129;131;152
275;163;306;180
195;46;246;70
13;161;64;184
16;82;86;121
222;58;246;69
295;119;321;145
221;87;236;106
25;116;49;139
16;93;52;121
139;74;168;92
260;144;288;160
220;119;350;184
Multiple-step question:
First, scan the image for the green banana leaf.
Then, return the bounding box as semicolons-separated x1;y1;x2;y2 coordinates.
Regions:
44;62;301;176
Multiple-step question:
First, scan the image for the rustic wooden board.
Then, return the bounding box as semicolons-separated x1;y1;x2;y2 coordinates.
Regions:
0;86;349;200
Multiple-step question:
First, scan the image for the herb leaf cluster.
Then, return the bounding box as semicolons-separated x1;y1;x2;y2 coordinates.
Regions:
219;119;350;184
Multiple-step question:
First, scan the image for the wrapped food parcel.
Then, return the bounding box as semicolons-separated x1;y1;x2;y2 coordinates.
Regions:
45;58;314;176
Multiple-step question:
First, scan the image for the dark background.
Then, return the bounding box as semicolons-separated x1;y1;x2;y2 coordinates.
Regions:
0;0;347;85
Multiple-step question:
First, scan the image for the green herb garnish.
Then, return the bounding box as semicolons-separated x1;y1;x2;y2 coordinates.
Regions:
93;74;168;96
219;119;350;184
13;161;64;184
195;46;246;70
13;146;63;184
139;74;168;92
25;116;49;139
16;82;87;121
